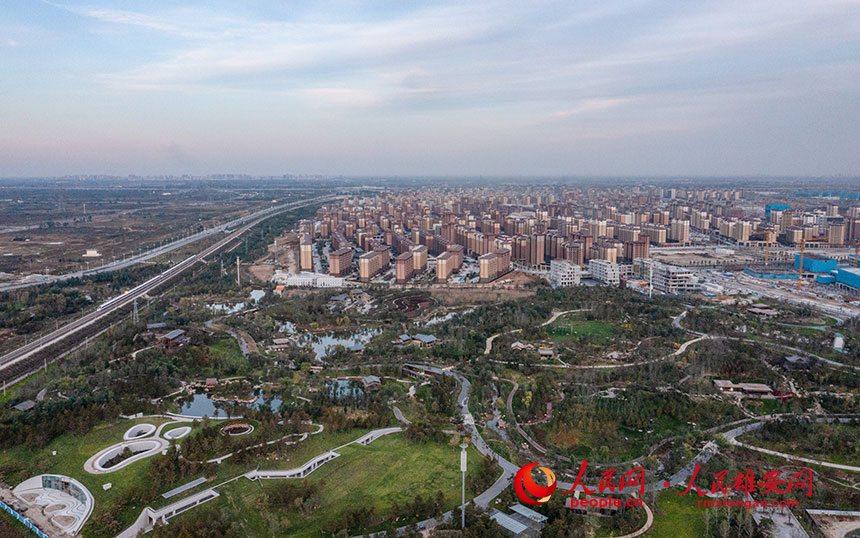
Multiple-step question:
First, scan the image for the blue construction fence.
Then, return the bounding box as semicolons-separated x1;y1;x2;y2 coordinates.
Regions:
743;268;799;279
0;499;50;538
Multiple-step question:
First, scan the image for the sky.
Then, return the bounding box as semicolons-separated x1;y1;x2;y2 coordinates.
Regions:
1;0;859;177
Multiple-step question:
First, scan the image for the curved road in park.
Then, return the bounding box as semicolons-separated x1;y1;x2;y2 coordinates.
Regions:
723;418;860;473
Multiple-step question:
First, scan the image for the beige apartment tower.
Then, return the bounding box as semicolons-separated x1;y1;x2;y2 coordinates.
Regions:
328;247;353;277
395;251;414;283
436;251;455;281
300;234;314;271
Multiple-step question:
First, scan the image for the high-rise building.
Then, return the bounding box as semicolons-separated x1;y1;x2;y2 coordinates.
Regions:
300;234;314;271
828;222;846;246
328;247;353;277
669;220;690;245
395;251;414;283
410;244;428;272
446;244;464;269
359;251;385;281
623;240;649;262
436;251;455;281
479;252;498;282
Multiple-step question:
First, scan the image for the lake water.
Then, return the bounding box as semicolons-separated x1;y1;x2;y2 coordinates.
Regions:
299;328;381;361
177;389;283;418
207;290;266;315
423;308;475;326
326;379;364;398
208;303;245;315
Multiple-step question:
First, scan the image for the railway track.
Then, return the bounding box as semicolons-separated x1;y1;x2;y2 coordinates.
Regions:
0;194;339;386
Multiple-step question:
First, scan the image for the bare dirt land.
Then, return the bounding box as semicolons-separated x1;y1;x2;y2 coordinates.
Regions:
248;264;275;282
430;286;534;305
250;232;300;281
0;182;263;276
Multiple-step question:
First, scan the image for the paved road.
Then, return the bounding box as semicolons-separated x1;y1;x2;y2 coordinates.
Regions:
483;309;588;355
675;305;860;373
503;378;548;455
0;194;339;383
0;197;320;292
392;406;411;425
723;418;860;472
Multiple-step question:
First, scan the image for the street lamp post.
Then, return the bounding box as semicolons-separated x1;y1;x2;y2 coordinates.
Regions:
460;442;468;529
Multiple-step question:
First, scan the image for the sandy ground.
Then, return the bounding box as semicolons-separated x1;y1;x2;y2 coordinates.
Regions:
251;232;300;281
431;286;534;305
249;264;275;282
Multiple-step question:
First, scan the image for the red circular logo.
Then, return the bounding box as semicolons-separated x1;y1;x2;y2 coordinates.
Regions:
514;462;557;505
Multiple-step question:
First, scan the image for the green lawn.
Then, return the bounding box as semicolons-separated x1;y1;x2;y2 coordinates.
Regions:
0;416;188;537
165;434;485;536
646;489;706;537
550;319;618;344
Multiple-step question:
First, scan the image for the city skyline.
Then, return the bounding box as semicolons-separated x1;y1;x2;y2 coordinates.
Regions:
2;0;859;177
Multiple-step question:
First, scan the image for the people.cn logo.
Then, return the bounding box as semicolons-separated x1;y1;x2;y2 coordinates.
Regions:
514;462;557;505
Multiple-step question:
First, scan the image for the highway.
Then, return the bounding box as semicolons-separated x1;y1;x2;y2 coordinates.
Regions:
0;197;322;292
0;194;338;382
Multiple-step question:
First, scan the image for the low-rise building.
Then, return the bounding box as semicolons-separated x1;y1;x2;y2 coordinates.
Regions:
550;259;582;287
634;258;699;294
588;259;621;285
159;329;189;351
413;334;438;346
361;375;381;391
713;379;774;399
272;271;345;288
402;363;444;381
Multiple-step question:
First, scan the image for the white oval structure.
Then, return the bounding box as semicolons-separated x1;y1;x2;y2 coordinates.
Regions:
87;439;166;474
221;421;254;436
123;423;156;440
163;426;191;440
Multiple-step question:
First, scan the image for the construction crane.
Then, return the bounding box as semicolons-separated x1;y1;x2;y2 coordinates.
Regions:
797;236;804;291
765;230;774;266
855;240;859;268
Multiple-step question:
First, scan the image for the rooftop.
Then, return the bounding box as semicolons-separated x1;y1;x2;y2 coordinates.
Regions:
509;503;549;523
162;329;186;340
490;511;529;535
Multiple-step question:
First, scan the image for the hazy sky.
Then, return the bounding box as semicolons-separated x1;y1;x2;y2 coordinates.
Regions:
1;1;858;177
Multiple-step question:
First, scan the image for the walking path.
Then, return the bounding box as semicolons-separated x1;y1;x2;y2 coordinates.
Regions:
723;419;860;473
483;309;588;355
391;405;411;425
84;419;194;474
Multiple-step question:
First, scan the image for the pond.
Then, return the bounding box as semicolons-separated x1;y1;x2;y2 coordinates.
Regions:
208;303;245;315
207;290;266;315
325;379;365;398
298;328;381;361
177;389;283;418
423;308;475;326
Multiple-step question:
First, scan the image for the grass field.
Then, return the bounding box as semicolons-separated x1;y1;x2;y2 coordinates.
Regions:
646;489;706;537
550;318;618;344
164;434;485;536
0;416;188;537
744;421;860;467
